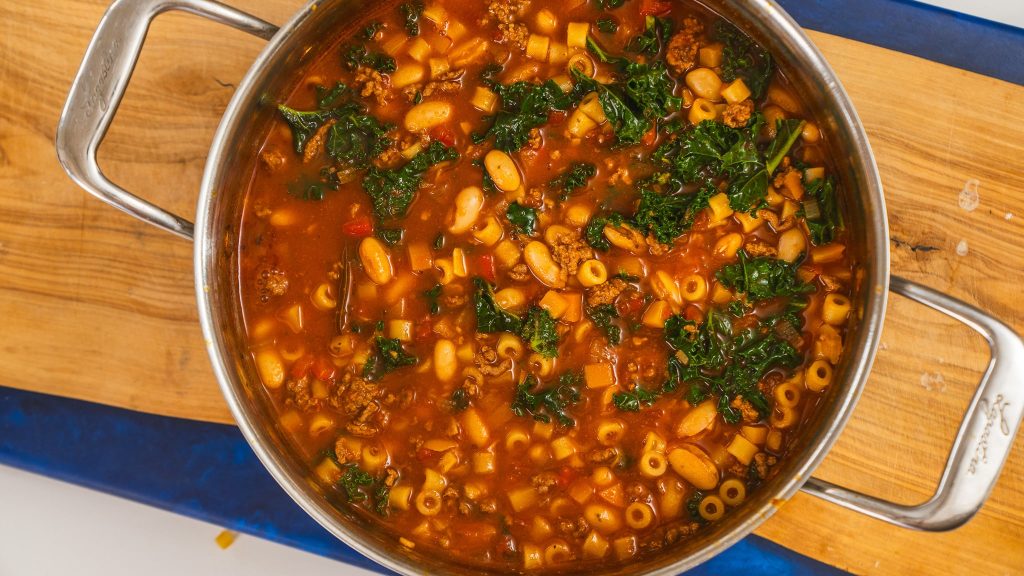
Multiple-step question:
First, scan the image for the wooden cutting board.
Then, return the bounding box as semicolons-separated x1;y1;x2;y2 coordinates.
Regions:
1;1;1021;573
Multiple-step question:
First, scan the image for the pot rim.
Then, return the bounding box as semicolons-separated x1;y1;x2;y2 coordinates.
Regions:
194;1;890;573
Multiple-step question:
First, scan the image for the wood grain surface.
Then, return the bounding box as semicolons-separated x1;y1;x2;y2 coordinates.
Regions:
0;1;1022;573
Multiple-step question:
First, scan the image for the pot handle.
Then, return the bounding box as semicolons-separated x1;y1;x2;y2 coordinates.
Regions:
55;0;278;241
801;275;1024;531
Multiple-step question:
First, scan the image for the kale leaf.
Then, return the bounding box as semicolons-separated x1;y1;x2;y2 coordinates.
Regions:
362;141;458;220
338;464;374;502
344;44;397;73
423;283;443;315
484;80;576;152
714;20;773;99
715;250;814;302
326;106;393;170
472;277;523;333
316;82;349;109
362;336;418;381
549;162;597;200
595;0;625;9
765;119;806;175
633;187;692;245
521;306;559;358
400;1;424;36
511;372;583;426
375;227;403;246
587;303;621;345
506;202;538;235
450;388;470;412
613;386;662;411
804;176;842;245
359;21;384;41
596;17;619;33
277;105;335;155
584;212;627;251
571;68;649;146
627;15;672;56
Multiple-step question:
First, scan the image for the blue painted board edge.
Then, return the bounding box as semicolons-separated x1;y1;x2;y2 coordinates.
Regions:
0;385;845;576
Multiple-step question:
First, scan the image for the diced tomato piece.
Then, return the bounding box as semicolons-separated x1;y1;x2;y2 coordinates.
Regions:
547;110;567;125
313;356;337;381
430;125;455;147
684;304;704;323
616;292;646;317
289;355;315;379
414;318;434;342
556;466;576;488
478;253;496;283
640;0;672;16
341;215;374;237
416;447;440;463
641;125;658;147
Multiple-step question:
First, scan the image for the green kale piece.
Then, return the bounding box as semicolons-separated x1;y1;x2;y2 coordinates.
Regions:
362;336;418;381
472;277;523;334
484;80;577;152
510;372;583;426
400;1;424;36
586;303;621;345
584;212;627;251
521;306;559;358
549;162;597;200
338;464;374;502
506;202;538;235
362;141;458;220
715;250;814;302
713;20;773;99
804;176;842;245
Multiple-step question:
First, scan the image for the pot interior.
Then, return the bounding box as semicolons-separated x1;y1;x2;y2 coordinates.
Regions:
195;1;888;573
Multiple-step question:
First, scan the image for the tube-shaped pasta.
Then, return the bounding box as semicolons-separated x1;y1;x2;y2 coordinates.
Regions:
707;192;733;222
584;503;622;534
389;485;413;510
472;451;496;474
688;98;718;125
313;457;341;483
822;293;852;326
685;68;723;101
638;451;668;478
591;466;616;487
566;22;590;48
433;339;457;382
714;233;743;258
596;419;626;446
720;78;751;104
496;332;524;359
308;413;334;436
415;490;443;516
449;186;484;234
311;283;337;311
698;495;725;521
472;215;503;246
362;443;388;471
680;274;708;302
740;425;768;445
544;540;572;565
719;478;746;506
726;433;759;465
774;381;802;408
506;428;530;452
527;352;555;377
567;108;598;137
805;359;833;392
624;502;655;530
577;259;608;287
471;86;498;113
642;431;667;454
770;404;798;429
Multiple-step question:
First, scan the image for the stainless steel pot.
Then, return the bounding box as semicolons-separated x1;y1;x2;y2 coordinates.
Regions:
56;0;1024;573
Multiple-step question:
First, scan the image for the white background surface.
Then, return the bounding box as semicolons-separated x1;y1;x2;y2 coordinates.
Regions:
2;2;1020;576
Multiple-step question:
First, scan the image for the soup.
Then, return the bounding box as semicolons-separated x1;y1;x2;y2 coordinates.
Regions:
238;0;853;570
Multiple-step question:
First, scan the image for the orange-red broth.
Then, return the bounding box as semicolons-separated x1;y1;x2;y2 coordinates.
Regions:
238;0;854;571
